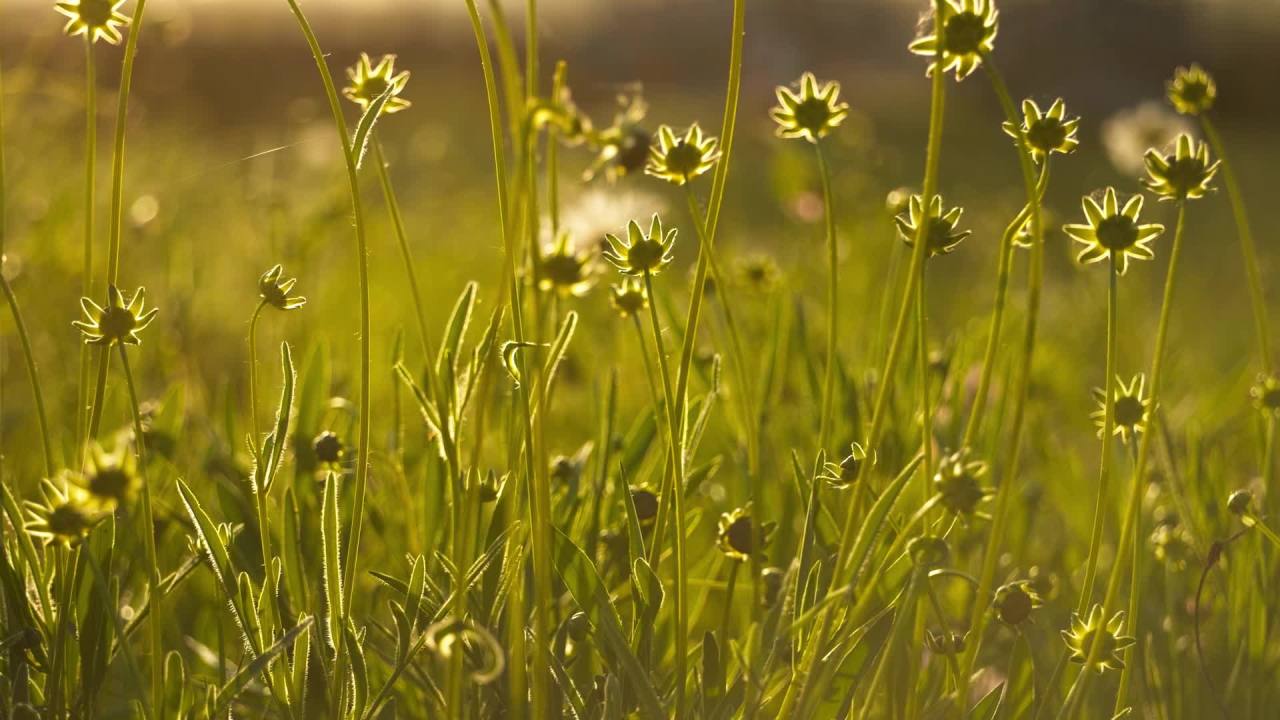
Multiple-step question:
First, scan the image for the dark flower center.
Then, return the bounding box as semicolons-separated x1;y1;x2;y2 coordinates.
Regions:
935;470;984;515
99;306;137;341
664;142;704;177
48;504;90;537
725;516;754;555
314;432;344;464
1026;120;1068;154
361;77;390;101
1263;387;1280;409
925;218;959;254
793;98;833;134
89;468;132;502
1094;215;1138;251
628;239;664;272
1079;627;1117;659
630;489;658;522
542;253;585;287
944;12;988;56
1114;395;1145;427
1161;157;1209;195
997;587;1033;624
613;128;651;174
79;0;114;26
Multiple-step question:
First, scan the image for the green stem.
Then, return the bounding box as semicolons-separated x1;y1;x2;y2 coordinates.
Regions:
118;345;163;717
1199;116;1271;371
815;140;839;453
704;0;745;245
956;58;1048;712
105;0;147;287
1;275;54;477
916;260;932;496
1079;255;1119;615
77;36;96;453
643;268;688;718
282;0;372;623
1102;202;1188;710
460;4;551;718
854;572;922;720
247;299;266;459
372;137;437;370
720;560;740;647
85;345;111;452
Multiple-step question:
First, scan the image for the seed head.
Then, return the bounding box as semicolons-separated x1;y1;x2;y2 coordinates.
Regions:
908;0;999;81
925;629;967;656
907;535;950;569
343;53;411;115
770;72;850;143
1002;98;1080;162
896;194;972;257
822;442;874;490
74;285;159;347
24;476;99;547
313;431;345;470
1144;134;1219;202
77;440;141;510
55;0;129;44
629;485;659;525
1091;373;1151;445
1227;489;1253;516
602;214;677;277
1167;64;1216;116
646;124;721;186
258;264;307;311
1063;605;1135;674
1063;188;1164;275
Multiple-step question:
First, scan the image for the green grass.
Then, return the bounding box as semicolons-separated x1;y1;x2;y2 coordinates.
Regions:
2;1;1280;718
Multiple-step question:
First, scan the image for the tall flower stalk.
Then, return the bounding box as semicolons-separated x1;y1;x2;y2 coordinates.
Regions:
76;36;96;452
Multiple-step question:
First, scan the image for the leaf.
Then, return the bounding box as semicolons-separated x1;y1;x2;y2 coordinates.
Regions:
211;616;314;717
552;529;664;720
345;621;370;719
844;454;924;590
177;479;256;648
351;83;396;170
437;281;477;378
539;310;578;399
261;342;296;492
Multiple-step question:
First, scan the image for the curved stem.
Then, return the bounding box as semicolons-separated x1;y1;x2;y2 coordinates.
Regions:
1199;116;1271;371
281;0;372;623
815;140;839;453
643;268;688;717
247;299;266;459
105;0;147;287
1;275;54;477
118;345;163;716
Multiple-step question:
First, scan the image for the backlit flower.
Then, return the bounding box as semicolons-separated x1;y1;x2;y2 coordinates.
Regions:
55;0;129;45
343;53;411;115
908;0;999;81
74;285;158;346
645;124;720;186
770;72;849;143
1063;188;1164;275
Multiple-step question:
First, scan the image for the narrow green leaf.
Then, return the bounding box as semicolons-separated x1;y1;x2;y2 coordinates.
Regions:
351;84;395;170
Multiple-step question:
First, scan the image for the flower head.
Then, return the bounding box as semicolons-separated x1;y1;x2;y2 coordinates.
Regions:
993;580;1043;626
584;89;650;182
1150;522;1194;570
1227;489;1253;516
343;53;411;115
602;214;677;277
770;72;850;143
908;0;999;81
609;277;648;318
1251;374;1280;417
74;285;158;346
907;535;950;569
1063;605;1135;674
1144;134;1219;201
629;485;659;526
313;431;345;470
1167;64;1216;116
1063;188;1164;275
55;0;129;44
716;505;776;562
896;194;972;257
1002;98;1080;162
822;442;874;489
258;265;307;311
24;476;99;547
933;449;991;521
538;231;595;297
646;124;720;186
1091;373;1151;444
925;629;967;656
77;440;141;510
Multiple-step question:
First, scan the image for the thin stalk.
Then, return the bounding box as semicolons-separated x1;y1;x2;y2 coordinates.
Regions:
1199;116;1271;371
85;345;111;451
76;36;96;452
1078;255;1118;615
643;268;688;717
118;345;163;716
854;572;922;720
1;276;54;476
956;58;1048;711
372;138;437;370
916;261;932;495
104;0;147;287
282;0;373;622
247;299;266;459
962;164;1049;448
704;0;745;244
1103;201;1189;711
782;6;948;713
720;561;740;647
460;4;552;718
815;139;839;452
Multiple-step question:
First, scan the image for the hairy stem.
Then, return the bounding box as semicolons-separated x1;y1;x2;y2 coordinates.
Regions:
815;139;839;453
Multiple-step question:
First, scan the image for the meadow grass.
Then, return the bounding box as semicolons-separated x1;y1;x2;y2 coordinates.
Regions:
2;0;1280;718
